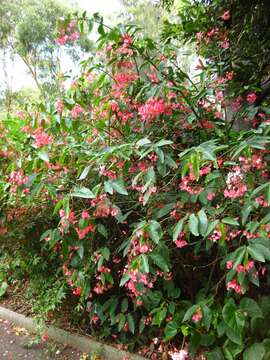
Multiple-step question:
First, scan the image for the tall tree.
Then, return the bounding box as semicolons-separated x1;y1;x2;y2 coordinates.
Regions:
0;0;91;99
119;0;166;39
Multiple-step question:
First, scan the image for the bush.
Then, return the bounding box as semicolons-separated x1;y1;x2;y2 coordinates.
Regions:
0;9;270;359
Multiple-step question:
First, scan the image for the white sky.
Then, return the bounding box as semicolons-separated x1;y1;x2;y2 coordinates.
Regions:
0;0;123;91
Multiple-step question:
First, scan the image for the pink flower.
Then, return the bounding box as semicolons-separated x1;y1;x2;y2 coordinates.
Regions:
171;350;189;360
111;207;119;217
224;169;247;198
245;261;254;271
55;99;64;113
192;309;203;323
236;265;245;273
221;11;230;21
246;92;257;104
138;97;171;122
197;31;203;43
91;314;99;324
71;104;84;118
215;111;223;119
139;244;150;253
175;239;188;248
16;110;27;119
220;40;230;49
210;229;222;242
227;279;242;294
72;287;82;296
81;210;90;219
41;333;49;342
207;192;215;201
232;96;242;112
226;71;234;80
33;131;53;148
226;260;233;269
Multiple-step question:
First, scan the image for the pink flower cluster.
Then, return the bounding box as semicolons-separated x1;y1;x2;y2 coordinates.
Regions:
92;198;119;218
117;34;133;56
246;92;257;104
33;129;53;148
70;104;84;118
56;20;80;45
99;165;117;179
171;349;189;360
9;170;29;193
125;269;154;297
138;97;172;122
192;309;203;323
209;228;222;242
93;264;112;295
55;99;64;113
226;260;254;272
175;231;188;248
224;168;247;198
226;279;243;294
76;223;95;240
15;110;27;119
114;72;138;88
231;96;242;112
179;165;212;195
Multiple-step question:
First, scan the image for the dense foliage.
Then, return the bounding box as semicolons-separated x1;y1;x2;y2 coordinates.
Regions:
1;3;270;360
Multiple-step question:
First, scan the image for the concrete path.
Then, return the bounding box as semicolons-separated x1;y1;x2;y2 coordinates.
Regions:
0;318;87;360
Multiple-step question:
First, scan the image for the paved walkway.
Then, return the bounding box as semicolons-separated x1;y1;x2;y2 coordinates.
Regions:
0;318;87;359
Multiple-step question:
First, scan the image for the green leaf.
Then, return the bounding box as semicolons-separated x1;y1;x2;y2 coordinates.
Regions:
198;209;208;236
189;214;199;236
78;165;91;180
0;282;8;297
141;254;149;273
202;304;212;331
243;343;265;360
164;321;178;339
251;182;270;197
136;137;151;147
155;139;173;147
183;305;198;322
192;152;200;181
153;307;167;327
240;298;263;318
37;151;49;162
110;179;128;195
150;253;169;272
97;224;108;238
77;246;84;259
148;220;162;244
205;348;225;360
156;203;175;219
118;313;126;332
127;313;135;334
173;217;186;242
104;181;114;195
120;273;130;287
71;187;95;199
222;299;245;345
222;217;240;226
247;244;268;262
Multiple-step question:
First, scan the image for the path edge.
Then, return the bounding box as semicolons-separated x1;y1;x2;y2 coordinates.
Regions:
0;306;146;360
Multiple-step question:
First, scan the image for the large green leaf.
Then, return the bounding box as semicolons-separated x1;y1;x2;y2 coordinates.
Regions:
71;186;95;199
189;214;199;236
243;343;265;360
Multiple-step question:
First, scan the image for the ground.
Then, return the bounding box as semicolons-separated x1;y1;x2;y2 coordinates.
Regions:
0;318;88;360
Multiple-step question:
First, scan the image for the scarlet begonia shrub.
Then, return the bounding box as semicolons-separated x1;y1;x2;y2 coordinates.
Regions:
1;11;270;360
